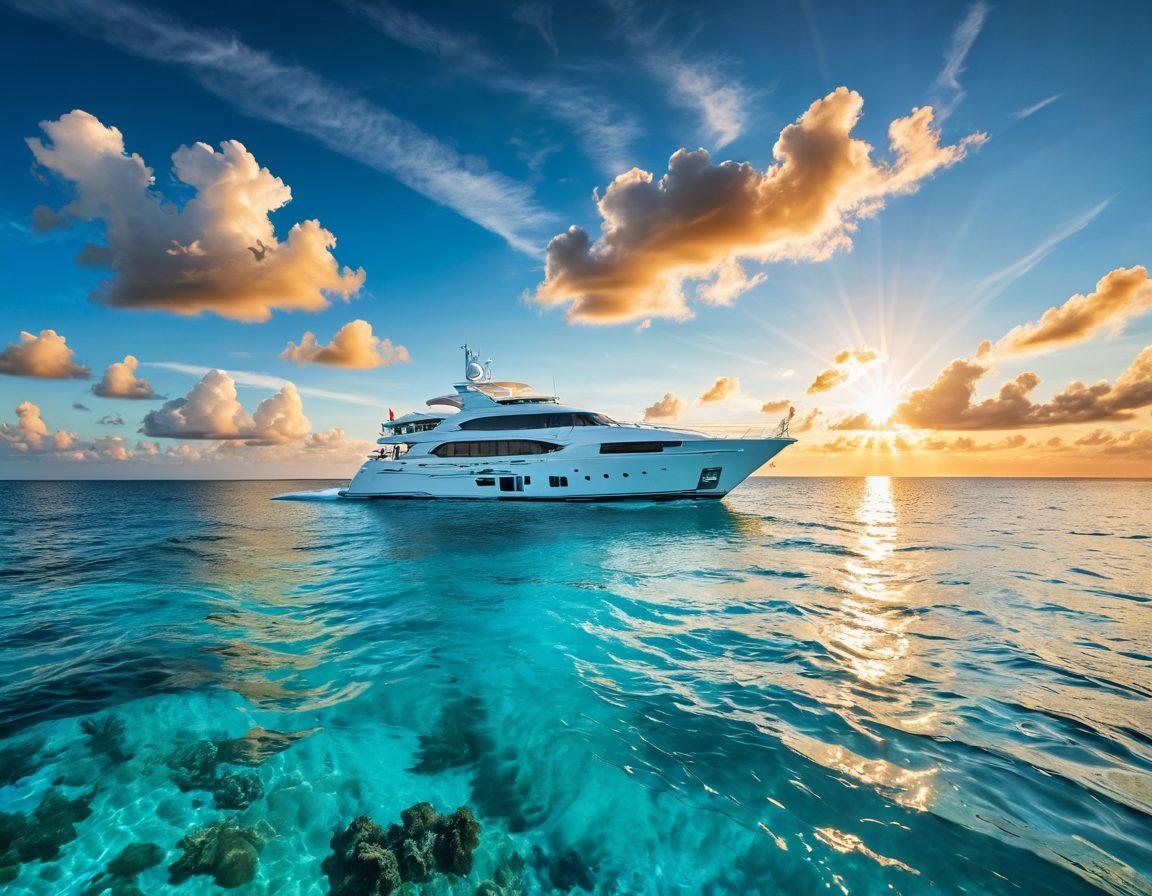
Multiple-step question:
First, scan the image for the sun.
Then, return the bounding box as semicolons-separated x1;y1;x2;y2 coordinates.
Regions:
860;382;901;425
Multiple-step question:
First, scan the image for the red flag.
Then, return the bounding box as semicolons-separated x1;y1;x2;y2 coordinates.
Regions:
388;408;395;421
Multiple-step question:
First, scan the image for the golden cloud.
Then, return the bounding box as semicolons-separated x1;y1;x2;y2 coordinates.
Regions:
760;398;791;413
894;345;1152;430
0;329;89;379
807;346;885;394
0;401;77;455
281;320;410;369
92;355;156;399
141;369;310;445
27;110;365;322
996;266;1152;355
699;376;740;403
534;87;983;323
643;393;685;421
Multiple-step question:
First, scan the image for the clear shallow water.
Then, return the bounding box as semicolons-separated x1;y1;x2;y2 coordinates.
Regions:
0;477;1149;895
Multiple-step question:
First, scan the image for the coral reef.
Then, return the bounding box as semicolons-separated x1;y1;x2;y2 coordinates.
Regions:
81;842;164;896
80;714;133;764
214;726;319;766
168;819;263;889
323;803;481;896
531;846;596;893
0;787;95;881
213;771;264;810
166;740;219;792
475;851;526;896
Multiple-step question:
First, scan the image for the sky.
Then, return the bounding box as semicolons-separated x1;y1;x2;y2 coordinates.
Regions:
1;0;1151;478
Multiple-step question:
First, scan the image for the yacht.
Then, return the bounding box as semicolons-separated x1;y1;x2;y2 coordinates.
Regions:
339;347;796;501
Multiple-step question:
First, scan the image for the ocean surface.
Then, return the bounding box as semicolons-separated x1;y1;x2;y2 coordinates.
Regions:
0;477;1149;895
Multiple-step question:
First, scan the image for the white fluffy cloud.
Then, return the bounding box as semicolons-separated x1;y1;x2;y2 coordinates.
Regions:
92;354;156;398
141;369;310;445
281;320;410;368
27;110;365;321
0;330;89;379
535;88;983;323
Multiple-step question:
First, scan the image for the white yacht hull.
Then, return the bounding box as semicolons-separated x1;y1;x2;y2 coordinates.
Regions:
339;437;792;501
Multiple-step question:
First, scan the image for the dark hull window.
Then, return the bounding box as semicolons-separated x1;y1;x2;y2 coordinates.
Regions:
459;412;615;431
432;440;561;458
599;441;682;454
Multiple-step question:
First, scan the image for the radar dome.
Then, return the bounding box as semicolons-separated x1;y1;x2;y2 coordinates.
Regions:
465;361;485;382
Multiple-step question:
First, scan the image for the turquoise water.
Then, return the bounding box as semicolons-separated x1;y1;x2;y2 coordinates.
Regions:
0;477;1149;895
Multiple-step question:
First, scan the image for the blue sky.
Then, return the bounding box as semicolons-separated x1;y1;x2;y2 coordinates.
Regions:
1;0;1151;476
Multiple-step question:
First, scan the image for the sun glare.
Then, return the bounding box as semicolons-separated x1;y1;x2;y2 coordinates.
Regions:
861;382;900;425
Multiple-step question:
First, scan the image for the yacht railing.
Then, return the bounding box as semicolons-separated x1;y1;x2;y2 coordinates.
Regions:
622;415;793;439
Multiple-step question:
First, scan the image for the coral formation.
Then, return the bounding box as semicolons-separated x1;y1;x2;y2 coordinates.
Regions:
531;846;596;893
168;819;263;889
475;851;526;896
166;740;219;792
0;738;44;787
323;803;481;896
80;714;133;764
81;841;164;896
213;771;264;810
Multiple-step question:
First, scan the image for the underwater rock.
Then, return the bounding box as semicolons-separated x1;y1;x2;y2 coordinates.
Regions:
323;803;481;896
214;726;319;767
106;842;164;877
411;695;493;774
213;772;264;810
166;740;219;792
5;788;95;864
475;851;526;896
530;846;596;893
0;738;44;786
168;819;262;889
80;714;133;764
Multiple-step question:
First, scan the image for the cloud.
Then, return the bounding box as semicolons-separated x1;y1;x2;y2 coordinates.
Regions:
827;411;886;431
1013;94;1063;120
97;413;124;426
73;402;90;411
31;204;68;233
512;2;558;54
1073;429;1152;459
535;88;983;323
760;398;791;414
0;329;89;379
141;370;310;444
695;258;766;306
791;408;823;433
807;346;885;394
808;432;1030;454
995;266;1152;355
643;393;684;421
281;320;411;369
343;0;635;173
9;0;550;255
92;354;157;398
146;362;379;407
894;344;1152;430
606;0;751;148
931;1;989;121
28;110;365;322
699;376;739;403
0;401;76;454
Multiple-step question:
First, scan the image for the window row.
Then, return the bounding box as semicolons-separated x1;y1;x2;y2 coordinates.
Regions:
459;412;617;431
599;441;682;454
432;440;561;458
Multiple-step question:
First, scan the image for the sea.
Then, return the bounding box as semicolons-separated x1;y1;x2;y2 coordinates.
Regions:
0;477;1148;895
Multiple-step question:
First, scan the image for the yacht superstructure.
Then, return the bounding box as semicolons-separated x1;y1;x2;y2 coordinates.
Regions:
339;347;796;501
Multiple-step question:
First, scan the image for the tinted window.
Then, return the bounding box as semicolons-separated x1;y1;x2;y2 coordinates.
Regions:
459;413;609;431
599;441;682;454
432;440;561;457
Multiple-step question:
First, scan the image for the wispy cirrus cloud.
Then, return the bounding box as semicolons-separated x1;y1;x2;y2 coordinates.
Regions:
1013;93;1063;120
4;0;551;254
341;0;639;174
604;0;752;148
145;362;381;408
931;1;990;121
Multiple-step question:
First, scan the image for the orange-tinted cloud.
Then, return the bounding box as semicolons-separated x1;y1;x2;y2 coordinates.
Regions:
791;408;823;432
894;345;1152;430
807;346;885;394
1073;429;1152;458
0;401;76;454
141;369;310;445
699;376;740;403
281;320;410;369
534;88;983;323
996;266;1152;355
827;411;885;430
27;110;365;321
0;329;89;379
92;355;156;399
760;398;791;413
643;393;684;421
